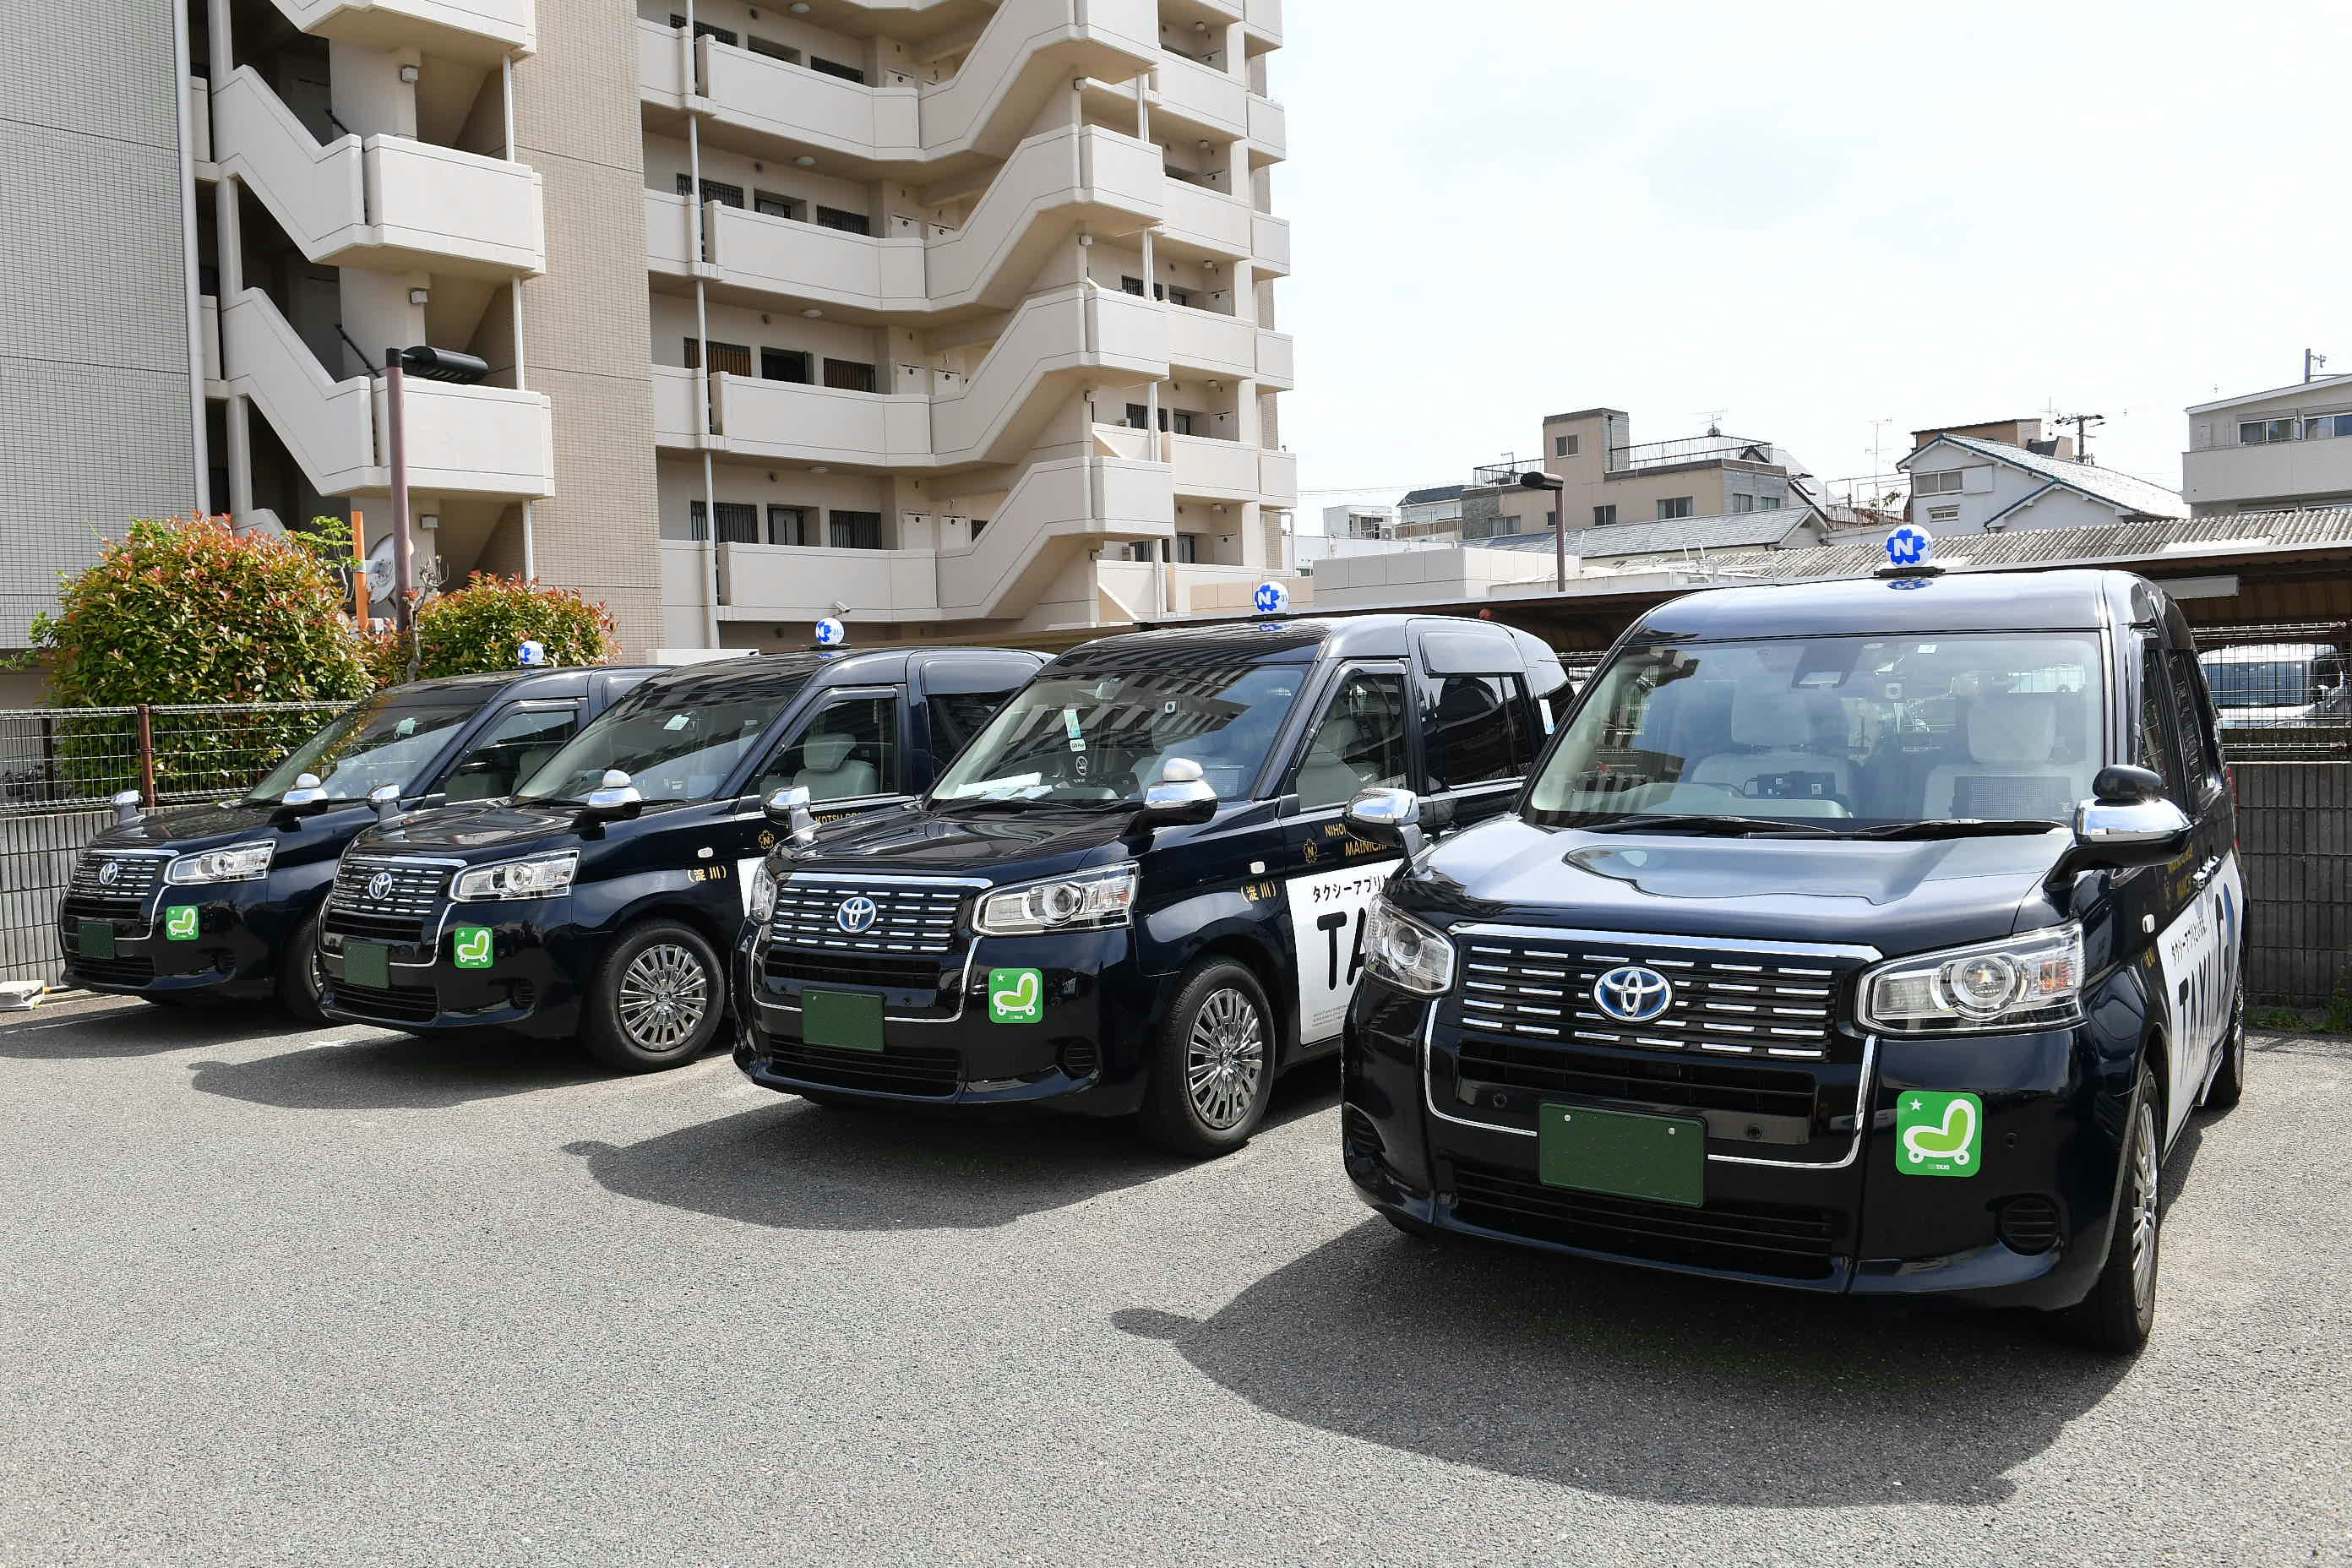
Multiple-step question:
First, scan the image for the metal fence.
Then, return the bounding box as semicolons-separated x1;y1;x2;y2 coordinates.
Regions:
2;701;346;988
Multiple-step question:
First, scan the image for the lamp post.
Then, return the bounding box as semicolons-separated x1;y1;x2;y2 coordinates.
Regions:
383;345;489;669
1520;471;1569;592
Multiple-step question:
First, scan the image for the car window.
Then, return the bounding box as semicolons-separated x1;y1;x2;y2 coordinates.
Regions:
243;700;476;803
758;694;900;803
2137;646;2187;803
444;705;580;803
1293;668;1409;812
2165;649;2221;798
926;689;1016;765
1425;673;1525;791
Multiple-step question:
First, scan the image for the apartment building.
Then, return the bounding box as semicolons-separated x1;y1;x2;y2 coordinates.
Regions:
1;0;1298;665
1452;409;1821;541
2183;374;2352;516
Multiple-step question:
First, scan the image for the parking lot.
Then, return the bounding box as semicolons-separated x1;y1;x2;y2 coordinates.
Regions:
2;998;2345;1566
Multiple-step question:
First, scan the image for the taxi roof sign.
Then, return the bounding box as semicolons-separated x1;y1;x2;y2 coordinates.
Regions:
813;617;847;649
1876;524;1944;580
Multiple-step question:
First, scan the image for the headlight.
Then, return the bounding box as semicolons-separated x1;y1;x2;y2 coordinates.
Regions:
165;841;275;884
451;851;578;902
1860;923;2083;1035
1363;894;1455;996
749;862;778;924
973;863;1137;937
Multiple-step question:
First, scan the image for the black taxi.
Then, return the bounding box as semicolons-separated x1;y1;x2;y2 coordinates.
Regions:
57;666;651;1019
733;615;1570;1155
1342;559;2244;1353
317;645;1041;1070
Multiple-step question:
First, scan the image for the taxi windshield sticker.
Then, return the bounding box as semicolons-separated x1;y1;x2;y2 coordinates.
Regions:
988;968;1043;1025
163;905;199;941
453;926;494;969
1897;1091;1981;1177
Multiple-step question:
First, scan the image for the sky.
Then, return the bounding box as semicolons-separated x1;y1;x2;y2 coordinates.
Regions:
1274;0;2351;526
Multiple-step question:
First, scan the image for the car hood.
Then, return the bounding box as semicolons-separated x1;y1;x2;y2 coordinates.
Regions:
348;798;594;863
1402;815;2073;959
85;798;376;855
784;803;1139;885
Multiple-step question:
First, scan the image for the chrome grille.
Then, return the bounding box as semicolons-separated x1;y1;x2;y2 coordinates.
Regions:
68;852;166;907
1457;934;1854;1061
770;879;966;956
326;857;448;943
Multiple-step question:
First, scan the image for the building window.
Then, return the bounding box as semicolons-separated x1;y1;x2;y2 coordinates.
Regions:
1124;402;1150;429
809;55;867;84
766;505;809;546
753;190;804;220
1759;494;1781;510
668;15;738;44
823;359;878;394
2240;418;2297;445
969;518;988;540
1120;275;1146;297
1927;504;1960;523
760;348;812;384
1169;411;1195;436
1544;510;1558;529
829;510;882;549
1657;497;1693;520
1554;434;1577;457
674;175;745;209
1731;493;1756;514
687;501;759;542
745;34;799;63
1592;504;1616;526
1173;533;1200;564
814;204;871;236
1913;469;1964;495
1166;286;1191;308
683;339;751;376
2303;414;2352;439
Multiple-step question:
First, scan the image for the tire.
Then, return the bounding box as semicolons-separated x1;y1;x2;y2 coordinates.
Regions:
2049;1060;2163;1355
275;906;329;1026
1138;957;1277;1158
580;919;726;1073
2203;988;2247;1112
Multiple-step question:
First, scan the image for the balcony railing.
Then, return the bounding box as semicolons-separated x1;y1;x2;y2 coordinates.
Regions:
1609;433;1778;473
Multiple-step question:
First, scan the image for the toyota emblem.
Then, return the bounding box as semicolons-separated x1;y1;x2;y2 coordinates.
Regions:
366;870;395;901
95;860;120;887
1593;964;1674;1024
835;896;879;934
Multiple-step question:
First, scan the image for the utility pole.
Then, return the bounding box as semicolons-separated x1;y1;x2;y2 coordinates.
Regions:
2307;348;2330;384
2053;412;2106;463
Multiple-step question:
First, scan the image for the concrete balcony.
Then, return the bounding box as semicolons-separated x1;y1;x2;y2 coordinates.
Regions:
644;0;1157;169
1165;307;1293;389
1153;53;1246;139
1246;93;1286;161
660;124;1163;316
1100;425;1296;506
211;67;544;278
1251;209;1291;276
220;288;553;498
2183;439;2352;510
666;284;1168;470
1159;180;1252;259
1244;0;1283;45
266;0;535;59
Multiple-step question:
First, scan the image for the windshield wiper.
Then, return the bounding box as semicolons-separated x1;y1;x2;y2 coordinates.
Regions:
1576;814;1840;838
1834;819;2063;841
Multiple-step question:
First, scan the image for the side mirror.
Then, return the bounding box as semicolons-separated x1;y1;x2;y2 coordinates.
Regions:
582;768;643;819
764;784;817;847
111;788;142;827
368;782;403;823
2067;765;2191;871
1137;757;1217;829
1345;787;1424;858
280;772;327;807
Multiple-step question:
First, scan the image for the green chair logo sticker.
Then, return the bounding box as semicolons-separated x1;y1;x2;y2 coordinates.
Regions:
453;926;495;970
1897;1090;1982;1177
988;967;1043;1025
163;906;199;942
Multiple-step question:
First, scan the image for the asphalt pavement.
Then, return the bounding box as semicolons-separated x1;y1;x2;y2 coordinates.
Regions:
0;996;2345;1566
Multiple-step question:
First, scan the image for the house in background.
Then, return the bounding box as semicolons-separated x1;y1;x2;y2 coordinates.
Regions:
1897;433;2186;535
1452;407;1823;541
2182;374;2352;516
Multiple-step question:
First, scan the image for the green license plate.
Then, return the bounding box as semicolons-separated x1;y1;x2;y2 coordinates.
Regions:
343;941;391;990
802;989;885;1053
76;920;115;960
1538;1102;1707;1208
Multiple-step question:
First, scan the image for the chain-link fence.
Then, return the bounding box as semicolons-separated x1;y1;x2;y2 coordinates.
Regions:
2197;622;2352;760
2;701;348;988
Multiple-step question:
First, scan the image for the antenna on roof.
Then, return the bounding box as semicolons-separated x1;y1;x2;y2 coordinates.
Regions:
1696;408;1728;438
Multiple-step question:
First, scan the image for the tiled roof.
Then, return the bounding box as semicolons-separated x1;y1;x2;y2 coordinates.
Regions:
1683;508;2352;582
1399;484;1465;506
1478;511;1818;558
1902;433;2187;520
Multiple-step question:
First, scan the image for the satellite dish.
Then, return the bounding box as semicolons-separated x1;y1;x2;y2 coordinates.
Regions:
364;535;398;607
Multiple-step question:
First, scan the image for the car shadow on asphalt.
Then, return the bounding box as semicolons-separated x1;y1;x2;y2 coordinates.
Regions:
0;999;306;1059
1114;1214;2137;1508
186;1030;610;1111
562;1059;1341;1233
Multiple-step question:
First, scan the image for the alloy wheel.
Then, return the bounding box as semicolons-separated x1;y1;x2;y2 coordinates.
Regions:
618;942;710;1051
1185;986;1265;1130
2128;1099;2159;1312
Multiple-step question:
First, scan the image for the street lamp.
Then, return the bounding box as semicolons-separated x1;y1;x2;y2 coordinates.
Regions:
1520;471;1568;592
384;345;489;655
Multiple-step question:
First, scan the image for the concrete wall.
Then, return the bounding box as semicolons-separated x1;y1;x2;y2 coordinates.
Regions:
0;0;200;646
513;0;664;654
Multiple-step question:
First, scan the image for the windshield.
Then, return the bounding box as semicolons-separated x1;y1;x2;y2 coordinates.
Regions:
1525;633;2104;830
516;671;808;804
2198;653;2327;710
244;700;477;803
931;660;1309;804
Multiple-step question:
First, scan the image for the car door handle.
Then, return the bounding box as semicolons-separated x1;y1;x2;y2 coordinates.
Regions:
2192;856;2221;888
